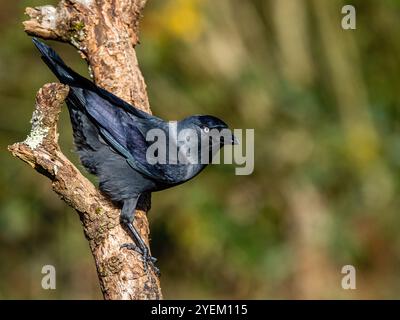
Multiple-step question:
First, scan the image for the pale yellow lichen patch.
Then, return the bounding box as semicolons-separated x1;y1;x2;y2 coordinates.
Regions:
24;109;48;149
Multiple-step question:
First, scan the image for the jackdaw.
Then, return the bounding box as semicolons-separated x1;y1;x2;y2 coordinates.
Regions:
32;38;237;273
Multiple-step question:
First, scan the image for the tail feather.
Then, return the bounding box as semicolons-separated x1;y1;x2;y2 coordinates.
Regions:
32;38;94;113
33;38;108;172
32;38;65;66
32;38;83;86
32;37;156;121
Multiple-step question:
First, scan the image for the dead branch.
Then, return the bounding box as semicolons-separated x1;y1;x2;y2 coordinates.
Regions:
8;0;162;299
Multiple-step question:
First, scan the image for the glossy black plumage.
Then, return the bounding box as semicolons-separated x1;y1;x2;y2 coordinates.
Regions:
33;38;235;272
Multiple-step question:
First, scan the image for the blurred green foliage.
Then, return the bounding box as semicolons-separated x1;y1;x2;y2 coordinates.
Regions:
0;0;400;299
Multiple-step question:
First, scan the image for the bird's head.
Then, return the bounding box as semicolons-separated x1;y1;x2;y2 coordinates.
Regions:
179;115;238;155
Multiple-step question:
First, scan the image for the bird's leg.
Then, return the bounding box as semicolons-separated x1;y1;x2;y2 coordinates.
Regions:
120;197;159;275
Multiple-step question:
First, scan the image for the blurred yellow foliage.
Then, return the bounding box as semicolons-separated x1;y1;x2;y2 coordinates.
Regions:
147;0;202;41
347;124;380;169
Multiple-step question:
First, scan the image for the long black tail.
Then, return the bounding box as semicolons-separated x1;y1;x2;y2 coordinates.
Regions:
33;38;108;173
32;38;87;87
32;37;154;121
32;37;98;114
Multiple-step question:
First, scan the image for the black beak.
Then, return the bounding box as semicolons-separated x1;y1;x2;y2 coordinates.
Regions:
216;128;239;145
231;134;239;145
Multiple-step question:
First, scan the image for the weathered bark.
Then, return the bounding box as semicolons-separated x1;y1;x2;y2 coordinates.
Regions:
8;0;162;299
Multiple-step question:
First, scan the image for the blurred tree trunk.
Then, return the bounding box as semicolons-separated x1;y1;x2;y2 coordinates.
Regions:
8;0;162;299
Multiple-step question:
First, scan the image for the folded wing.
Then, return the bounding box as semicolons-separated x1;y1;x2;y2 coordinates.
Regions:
33;38;176;184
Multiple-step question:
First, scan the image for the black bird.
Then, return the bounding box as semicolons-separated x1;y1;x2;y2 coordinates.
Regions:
33;38;237;273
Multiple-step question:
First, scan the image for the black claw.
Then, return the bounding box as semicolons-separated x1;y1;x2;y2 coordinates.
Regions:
142;251;160;275
153;265;161;277
120;242;160;276
142;256;160;276
120;242;143;255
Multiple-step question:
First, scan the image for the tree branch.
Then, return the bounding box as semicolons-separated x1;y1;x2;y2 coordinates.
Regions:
8;0;162;299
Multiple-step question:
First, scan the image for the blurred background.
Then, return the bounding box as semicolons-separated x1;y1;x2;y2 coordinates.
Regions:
0;0;400;299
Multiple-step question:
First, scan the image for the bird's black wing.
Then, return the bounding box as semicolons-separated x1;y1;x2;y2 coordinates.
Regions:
80;90;177;183
33;38;176;184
